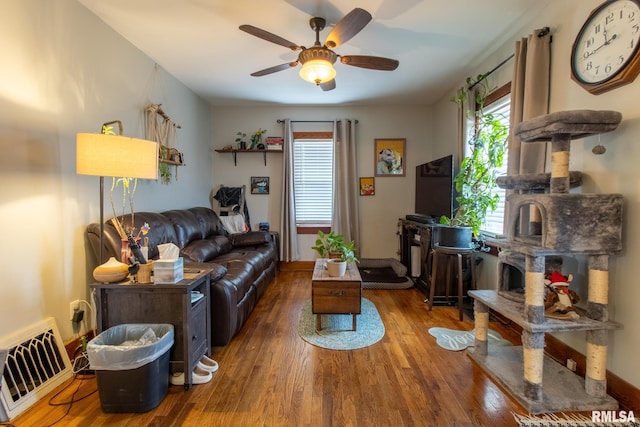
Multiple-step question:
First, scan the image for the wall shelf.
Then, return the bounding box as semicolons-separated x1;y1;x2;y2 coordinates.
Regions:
215;149;282;166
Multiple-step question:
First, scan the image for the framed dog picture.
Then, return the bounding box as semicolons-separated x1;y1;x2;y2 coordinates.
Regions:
374;138;405;177
250;176;269;194
359;177;375;196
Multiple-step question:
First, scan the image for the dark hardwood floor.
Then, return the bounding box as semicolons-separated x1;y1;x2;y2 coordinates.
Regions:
12;270;533;426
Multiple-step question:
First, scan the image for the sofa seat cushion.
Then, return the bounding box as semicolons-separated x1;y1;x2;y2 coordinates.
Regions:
216;260;257;303
216;249;269;273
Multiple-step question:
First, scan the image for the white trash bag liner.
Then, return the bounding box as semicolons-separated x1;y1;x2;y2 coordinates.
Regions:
87;324;174;371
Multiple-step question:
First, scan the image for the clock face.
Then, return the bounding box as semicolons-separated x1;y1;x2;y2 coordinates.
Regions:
572;0;640;85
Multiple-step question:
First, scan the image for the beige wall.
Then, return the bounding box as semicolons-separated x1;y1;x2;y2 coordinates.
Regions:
210;105;432;260
432;0;640;388
0;0;213;342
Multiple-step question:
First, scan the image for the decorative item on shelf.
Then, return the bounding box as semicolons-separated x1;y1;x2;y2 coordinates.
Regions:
136;260;154;284
265;136;284;151
311;230;358;277
235;132;247;149
117;222;150;264
120;237;140;264
249;128;266;149
92;256;129;283
438;76;508;249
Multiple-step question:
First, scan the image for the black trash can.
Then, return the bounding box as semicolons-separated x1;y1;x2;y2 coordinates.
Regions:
87;324;174;413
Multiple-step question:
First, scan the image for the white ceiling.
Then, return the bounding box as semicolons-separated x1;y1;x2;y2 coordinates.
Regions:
78;0;549;106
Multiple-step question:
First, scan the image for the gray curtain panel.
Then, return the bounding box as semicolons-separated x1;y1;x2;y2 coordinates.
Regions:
279;119;299;262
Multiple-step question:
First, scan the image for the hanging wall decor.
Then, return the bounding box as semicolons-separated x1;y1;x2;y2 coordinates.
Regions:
145;104;183;184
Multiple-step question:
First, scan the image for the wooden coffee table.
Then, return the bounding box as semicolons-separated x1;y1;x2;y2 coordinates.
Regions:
311;258;362;331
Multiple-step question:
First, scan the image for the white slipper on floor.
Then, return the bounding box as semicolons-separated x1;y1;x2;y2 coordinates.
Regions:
170;366;212;386
197;355;219;372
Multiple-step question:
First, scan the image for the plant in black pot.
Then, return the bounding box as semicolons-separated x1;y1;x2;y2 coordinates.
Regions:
439;76;508;249
311;231;358;277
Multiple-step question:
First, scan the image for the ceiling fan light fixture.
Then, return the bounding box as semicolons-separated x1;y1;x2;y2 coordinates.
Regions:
299;59;336;85
298;47;337;85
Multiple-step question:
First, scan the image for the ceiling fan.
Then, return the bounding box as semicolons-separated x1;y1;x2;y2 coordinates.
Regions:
239;8;399;91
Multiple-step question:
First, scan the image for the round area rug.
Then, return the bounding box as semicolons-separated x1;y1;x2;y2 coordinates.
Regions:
298;298;385;350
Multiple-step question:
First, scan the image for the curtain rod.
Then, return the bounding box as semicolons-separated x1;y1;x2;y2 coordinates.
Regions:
468;27;550;91
276;119;358;124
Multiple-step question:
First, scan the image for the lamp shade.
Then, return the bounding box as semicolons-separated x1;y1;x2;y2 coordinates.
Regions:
76;133;158;179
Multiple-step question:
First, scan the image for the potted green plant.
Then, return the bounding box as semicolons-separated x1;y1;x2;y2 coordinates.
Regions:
158;145;172;184
311;230;358;277
438;76;508;248
249;128;266;149
235;132;247;149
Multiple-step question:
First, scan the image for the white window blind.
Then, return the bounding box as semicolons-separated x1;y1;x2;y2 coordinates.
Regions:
480;95;510;237
293;138;334;224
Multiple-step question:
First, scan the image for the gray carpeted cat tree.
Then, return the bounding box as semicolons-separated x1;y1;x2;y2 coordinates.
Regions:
467;110;624;414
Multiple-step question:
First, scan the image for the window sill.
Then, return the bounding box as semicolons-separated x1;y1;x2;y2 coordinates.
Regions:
297;225;331;235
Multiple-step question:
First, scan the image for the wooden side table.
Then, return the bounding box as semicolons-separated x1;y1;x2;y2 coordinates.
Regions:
311;259;362;331
91;268;211;389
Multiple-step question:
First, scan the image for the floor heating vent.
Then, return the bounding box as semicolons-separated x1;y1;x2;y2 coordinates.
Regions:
0;317;72;422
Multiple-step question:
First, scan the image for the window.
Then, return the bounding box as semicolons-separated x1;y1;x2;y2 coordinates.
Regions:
293;135;333;229
476;86;510;236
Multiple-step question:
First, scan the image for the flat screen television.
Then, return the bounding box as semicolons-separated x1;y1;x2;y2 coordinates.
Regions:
415;154;456;220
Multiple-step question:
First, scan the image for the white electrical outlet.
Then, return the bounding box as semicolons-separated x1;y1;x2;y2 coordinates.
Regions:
69;300;80;321
567;358;577;371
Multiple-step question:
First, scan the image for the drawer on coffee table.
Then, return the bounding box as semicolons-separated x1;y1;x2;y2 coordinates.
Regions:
312;282;361;314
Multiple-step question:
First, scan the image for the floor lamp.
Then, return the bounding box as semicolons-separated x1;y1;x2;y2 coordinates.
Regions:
76;122;158;266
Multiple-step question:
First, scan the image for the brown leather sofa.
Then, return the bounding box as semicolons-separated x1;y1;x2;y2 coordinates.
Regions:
86;206;278;346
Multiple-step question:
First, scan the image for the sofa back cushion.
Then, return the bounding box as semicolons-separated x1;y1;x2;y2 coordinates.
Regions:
188;207;227;238
87;211;178;261
162;209;202;249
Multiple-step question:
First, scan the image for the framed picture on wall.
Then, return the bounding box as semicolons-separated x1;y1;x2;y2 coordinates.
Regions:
359;177;375;196
250;177;269;194
374;138;405;177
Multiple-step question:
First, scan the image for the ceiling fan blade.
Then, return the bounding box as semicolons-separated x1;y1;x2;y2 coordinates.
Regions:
239;25;300;50
324;8;372;48
340;55;399;71
320;79;336;91
250;62;298;77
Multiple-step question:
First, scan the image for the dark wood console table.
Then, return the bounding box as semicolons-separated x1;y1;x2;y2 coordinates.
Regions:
91;268;211;389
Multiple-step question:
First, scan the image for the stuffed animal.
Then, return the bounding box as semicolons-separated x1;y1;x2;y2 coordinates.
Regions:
544;271;580;320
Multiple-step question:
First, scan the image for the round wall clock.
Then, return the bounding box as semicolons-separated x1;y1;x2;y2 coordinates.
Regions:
571;0;640;94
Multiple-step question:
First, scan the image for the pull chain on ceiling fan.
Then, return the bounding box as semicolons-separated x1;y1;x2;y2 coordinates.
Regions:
239;8;399;91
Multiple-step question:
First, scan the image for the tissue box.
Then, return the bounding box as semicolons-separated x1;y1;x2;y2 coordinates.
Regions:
154;258;184;284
